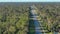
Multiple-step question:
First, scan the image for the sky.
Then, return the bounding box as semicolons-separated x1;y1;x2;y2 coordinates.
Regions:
0;0;60;2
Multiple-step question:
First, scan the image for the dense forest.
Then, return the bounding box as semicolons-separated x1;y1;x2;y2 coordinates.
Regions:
0;2;60;34
36;4;60;32
0;4;29;34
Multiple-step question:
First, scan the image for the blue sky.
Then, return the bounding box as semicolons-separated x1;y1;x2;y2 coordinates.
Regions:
0;0;60;2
